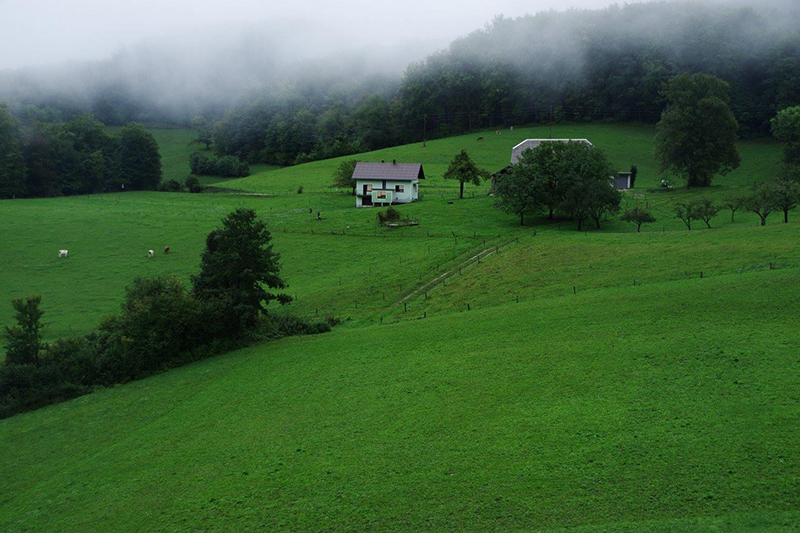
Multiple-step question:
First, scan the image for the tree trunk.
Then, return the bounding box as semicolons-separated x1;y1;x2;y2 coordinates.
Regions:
761;216;767;226
460;181;464;199
520;212;525;226
785;209;789;223
731;210;735;223
577;218;583;231
595;217;601;229
548;207;554;220
637;223;642;233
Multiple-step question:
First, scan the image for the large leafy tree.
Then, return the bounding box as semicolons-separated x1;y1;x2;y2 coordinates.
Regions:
494;168;539;226
0;106;27;199
443;149;490;199
191;208;291;335
116;123;162;190
331;159;358;193
655;74;741;187
771;106;800;167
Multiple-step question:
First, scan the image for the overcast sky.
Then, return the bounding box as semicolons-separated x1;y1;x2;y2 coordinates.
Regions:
0;0;633;70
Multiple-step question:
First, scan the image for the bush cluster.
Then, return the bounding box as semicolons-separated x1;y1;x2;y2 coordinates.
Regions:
0;208;333;419
188;152;250;177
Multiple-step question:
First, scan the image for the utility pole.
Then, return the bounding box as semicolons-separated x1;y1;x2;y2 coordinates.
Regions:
423;113;427;148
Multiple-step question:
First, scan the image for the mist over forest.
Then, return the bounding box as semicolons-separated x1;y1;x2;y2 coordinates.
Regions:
2;1;800;167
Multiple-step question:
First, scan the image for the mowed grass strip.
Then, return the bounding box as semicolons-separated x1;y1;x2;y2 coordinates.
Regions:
0;269;798;530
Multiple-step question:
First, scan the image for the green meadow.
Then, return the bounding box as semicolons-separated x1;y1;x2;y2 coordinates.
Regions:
1;124;799;530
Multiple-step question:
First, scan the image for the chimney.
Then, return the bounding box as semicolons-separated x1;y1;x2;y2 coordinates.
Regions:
392;159;397;165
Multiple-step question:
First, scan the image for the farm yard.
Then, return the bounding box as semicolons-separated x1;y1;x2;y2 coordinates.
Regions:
1;122;800;530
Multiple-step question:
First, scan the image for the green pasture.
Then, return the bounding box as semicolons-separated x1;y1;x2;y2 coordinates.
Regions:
1;123;798;529
1;270;798;530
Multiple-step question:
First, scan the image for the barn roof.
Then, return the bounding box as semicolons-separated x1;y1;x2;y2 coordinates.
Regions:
510;139;593;164
351;162;425;181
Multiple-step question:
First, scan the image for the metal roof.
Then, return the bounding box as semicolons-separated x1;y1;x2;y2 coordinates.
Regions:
510;139;593;164
351;162;425;181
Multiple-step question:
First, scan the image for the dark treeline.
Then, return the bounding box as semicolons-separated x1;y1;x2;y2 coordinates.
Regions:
3;3;800;170
213;2;800;165
0;106;161;198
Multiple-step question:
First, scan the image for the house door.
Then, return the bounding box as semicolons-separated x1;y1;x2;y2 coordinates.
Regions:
362;184;373;206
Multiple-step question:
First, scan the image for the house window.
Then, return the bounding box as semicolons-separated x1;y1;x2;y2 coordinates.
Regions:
395;184;405;193
376;191;387;199
365;184;373;192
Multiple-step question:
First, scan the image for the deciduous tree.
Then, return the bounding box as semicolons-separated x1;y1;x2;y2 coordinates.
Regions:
621;206;656;232
117;123;162;190
331;159;358;194
655;74;740;187
443;150;489;199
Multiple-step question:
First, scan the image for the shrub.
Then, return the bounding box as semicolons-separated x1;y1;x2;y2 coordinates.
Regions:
185;175;203;193
189;152;250;177
158;179;185;192
297;185;304;194
99;276;208;377
377;206;402;225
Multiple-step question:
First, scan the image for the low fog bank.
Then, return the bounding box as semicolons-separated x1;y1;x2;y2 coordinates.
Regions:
0;19;445;124
1;0;799;126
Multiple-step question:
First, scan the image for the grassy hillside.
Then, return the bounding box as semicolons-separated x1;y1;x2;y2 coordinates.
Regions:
1;124;798;529
0;125;785;338
1;270;798;530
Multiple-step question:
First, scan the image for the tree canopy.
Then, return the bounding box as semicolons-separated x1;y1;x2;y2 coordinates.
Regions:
655;74;741;187
443;150;489;199
191;208;291;335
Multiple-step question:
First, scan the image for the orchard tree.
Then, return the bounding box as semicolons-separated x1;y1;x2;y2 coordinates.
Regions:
722;195;747;222
443;150;489;199
0;106;27;199
675;201;701;230
771;106;800;166
117;123;162;190
745;183;780;226
621;206;656;232
694;199;720;228
191;208;291;335
772;178;800;223
331;159;358;193
655;74;740;187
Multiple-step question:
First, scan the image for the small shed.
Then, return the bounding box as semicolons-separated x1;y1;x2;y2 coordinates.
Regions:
351;160;425;208
614;172;634;190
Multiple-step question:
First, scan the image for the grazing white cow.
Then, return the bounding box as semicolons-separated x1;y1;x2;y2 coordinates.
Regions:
148;250;154;258
58;249;69;258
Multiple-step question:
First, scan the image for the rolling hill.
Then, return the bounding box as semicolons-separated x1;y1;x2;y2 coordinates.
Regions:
1;124;798;530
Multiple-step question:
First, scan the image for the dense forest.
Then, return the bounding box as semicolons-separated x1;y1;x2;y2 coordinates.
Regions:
2;2;800;174
0;107;161;198
213;2;800;165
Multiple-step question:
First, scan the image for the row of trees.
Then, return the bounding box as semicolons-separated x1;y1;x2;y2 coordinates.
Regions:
0;106;162;198
0;208;333;418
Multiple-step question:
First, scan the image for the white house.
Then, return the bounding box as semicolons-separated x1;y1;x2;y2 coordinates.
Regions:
510;139;593;164
352;160;425;208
